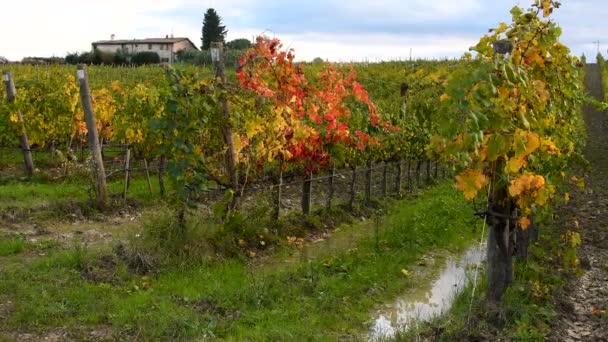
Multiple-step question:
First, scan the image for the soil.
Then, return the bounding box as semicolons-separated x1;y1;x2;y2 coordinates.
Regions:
549;64;608;341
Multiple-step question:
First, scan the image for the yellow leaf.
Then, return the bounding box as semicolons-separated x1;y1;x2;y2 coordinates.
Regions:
513;129;540;157
498;86;510;100
506;156;526;174
569;232;582;248
401;269;411;277
564;192;570;203
495;22;509;34
125;128;135;142
8;113;19;123
542;0;552;17
540;137;560;154
523;132;541;156
439;93;451;101
455;169;488;200
534;183;553;206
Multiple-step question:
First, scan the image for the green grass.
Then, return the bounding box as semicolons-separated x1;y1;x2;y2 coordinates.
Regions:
0;238;27;256
0;182;480;340
0;176;162;215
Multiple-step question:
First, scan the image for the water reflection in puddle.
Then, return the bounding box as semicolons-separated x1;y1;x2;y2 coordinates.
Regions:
370;245;486;340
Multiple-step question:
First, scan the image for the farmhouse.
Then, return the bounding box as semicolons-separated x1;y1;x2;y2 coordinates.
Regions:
91;36;198;63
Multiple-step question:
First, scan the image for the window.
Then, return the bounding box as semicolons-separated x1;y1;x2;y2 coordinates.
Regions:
148;44;153;50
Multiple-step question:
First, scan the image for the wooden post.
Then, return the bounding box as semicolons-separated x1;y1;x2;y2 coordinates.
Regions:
49;140;56;166
159;155;166;197
274;169;283;220
76;65;107;207
407;160;412;193
395;161;402;195
143;158;153;194
211;42;239;205
2;71;34;177
123;145;131;200
381;162;388;197
302;171;313;215
434;159;439;179
426;159;431;183
416;160;422;187
326;165;335;209
365;160;372;204
349;166;357;209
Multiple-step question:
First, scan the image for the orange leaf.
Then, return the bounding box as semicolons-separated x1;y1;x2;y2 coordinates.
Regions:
519;217;531;230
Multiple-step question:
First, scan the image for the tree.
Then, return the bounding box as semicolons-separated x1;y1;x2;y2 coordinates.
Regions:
65;53;80;65
201;8;227;50
226;38;252;50
0;56;8;64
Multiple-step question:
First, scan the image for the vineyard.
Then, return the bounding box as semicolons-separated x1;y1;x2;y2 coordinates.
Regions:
1;1;606;340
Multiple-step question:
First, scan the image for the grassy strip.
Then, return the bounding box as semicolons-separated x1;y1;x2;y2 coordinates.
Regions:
0;176;160;217
0;182;479;340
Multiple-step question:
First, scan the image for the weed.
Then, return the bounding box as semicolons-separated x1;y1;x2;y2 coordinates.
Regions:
0;238;26;256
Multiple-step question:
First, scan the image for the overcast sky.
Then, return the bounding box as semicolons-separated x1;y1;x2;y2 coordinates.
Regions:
0;0;606;62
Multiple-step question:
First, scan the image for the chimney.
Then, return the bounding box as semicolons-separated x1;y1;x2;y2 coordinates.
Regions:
110;34;115;40
165;34;168;39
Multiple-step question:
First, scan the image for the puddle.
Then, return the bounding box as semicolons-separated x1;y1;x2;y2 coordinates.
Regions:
369;244;486;340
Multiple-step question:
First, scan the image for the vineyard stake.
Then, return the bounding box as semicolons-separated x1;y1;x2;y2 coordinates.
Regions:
158;155;166;197
365;160;372;204
274;169;283;220
395;160;403;196
2;71;34;177
326;165;335;209
381;161;388;197
211;42;239;207
302;170;313;215
143;158;153;194
76;65;108;207
123;144;131;200
349;166;357;209
407;160;412;193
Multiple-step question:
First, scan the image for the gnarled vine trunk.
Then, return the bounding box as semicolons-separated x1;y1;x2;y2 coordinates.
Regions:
486;185;516;302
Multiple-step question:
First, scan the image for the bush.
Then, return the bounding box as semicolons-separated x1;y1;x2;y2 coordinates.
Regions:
177;49;243;67
131;51;161;65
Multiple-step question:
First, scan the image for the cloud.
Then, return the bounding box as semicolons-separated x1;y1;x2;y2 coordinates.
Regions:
0;0;605;61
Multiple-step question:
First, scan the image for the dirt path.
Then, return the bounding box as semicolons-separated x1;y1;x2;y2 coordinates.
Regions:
550;64;608;341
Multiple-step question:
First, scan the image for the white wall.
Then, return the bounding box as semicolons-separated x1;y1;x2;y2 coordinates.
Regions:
94;42;179;62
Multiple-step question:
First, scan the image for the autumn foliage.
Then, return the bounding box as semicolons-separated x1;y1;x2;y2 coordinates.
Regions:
237;36;393;170
433;0;585;227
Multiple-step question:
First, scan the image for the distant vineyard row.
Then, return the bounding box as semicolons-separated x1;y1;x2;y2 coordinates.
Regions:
0;54;458;186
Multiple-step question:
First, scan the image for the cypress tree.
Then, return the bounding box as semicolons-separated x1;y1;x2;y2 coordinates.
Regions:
201;8;228;50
